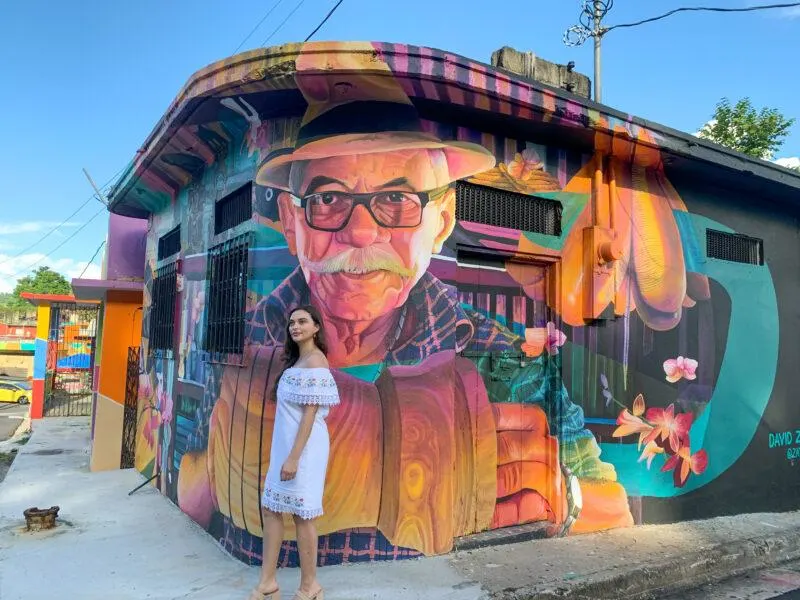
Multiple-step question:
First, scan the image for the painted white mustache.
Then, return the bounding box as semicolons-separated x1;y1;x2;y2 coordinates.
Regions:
302;246;413;277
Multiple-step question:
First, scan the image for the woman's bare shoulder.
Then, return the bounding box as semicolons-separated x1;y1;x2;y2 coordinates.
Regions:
305;351;329;369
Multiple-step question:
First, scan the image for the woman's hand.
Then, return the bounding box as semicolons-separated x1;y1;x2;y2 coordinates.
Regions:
281;457;299;481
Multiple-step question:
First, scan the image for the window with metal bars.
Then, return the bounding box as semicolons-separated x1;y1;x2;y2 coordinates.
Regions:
455;181;561;236
158;226;181;260
215;183;253;234
149;262;178;352
706;229;763;265
204;234;250;356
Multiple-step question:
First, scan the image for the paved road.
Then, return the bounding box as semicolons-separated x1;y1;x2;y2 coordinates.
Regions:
0;402;27;442
665;560;800;599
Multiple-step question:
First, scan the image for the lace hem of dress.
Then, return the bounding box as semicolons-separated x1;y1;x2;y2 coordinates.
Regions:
283;391;340;406
261;491;324;520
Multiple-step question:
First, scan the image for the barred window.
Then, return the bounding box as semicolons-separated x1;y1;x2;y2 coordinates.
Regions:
204;234;250;356
707;229;763;265
215;183;253;234
456;181;561;236
149;262;178;352
158;225;181;260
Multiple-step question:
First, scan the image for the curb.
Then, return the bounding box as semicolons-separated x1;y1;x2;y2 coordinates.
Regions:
494;525;800;599
455;522;551;552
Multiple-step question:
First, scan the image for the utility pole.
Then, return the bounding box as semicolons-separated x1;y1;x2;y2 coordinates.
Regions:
564;1;800;104
564;0;611;104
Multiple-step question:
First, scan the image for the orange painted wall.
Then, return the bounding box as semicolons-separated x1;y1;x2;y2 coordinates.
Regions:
97;291;142;404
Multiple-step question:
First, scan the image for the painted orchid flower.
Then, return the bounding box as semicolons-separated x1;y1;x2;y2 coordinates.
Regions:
638;441;664;469
663;356;698;383
506;149;545;181
662;447;708;487
544;322;567;355
612;408;654;448
521;322;567;357
509;125;711;332
644;404;693;453
142;409;160;447
158;388;174;424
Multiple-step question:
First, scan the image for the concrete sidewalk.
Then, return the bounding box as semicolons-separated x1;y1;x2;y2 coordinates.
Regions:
1;418;799;600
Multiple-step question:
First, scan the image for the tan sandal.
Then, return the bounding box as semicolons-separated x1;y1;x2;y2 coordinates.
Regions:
250;587;281;600
292;589;323;600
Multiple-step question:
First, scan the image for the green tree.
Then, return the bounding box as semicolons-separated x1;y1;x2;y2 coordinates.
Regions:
698;98;795;160
9;266;72;310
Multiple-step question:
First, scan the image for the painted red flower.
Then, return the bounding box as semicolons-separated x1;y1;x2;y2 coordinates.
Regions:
661;447;708;487
643;403;693;453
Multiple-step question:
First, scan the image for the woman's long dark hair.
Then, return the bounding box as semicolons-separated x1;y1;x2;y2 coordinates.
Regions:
270;304;328;401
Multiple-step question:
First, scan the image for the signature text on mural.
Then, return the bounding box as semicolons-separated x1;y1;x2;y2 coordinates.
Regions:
769;430;800;460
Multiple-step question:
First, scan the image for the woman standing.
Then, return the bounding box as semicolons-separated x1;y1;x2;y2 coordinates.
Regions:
250;305;339;600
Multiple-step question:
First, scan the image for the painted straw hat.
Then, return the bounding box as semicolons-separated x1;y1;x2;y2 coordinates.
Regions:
255;43;496;191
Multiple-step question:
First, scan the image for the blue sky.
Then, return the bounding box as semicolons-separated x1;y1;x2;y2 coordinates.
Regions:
1;0;798;293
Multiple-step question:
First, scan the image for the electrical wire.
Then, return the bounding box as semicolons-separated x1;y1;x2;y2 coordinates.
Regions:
606;2;800;33
0;165;125;268
8;206;108;280
77;241;106;279
304;0;345;42
233;0;287;53
262;0;308;46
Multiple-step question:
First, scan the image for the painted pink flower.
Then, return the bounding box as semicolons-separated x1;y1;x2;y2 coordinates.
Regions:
663;356;698;383
142;409;160;447
158;388;174;424
643;404;693;453
661;447;708;487
544;322;567;355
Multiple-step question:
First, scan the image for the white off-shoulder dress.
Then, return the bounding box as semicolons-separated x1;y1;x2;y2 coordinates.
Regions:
261;367;340;520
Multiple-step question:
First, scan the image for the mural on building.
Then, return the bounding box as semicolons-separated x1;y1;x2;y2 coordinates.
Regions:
130;42;779;567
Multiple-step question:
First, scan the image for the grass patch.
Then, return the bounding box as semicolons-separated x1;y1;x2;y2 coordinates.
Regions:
0;450;18;465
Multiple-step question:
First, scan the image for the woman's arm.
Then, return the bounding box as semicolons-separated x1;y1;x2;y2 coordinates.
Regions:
280;404;319;481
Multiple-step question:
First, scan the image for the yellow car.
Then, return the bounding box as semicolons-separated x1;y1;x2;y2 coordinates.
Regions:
0;381;30;404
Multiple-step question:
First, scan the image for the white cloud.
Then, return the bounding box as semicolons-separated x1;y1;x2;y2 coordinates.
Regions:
774;157;800;170
0;222;79;236
0;254;102;294
693;119;716;138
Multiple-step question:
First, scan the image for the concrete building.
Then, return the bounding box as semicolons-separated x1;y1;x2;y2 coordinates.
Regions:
71;212;147;471
106;41;800;568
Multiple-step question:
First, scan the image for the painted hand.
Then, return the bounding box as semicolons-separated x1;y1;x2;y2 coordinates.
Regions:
491;403;563;529
280;457;299;481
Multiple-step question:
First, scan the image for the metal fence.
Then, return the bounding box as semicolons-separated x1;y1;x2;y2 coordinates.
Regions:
43;303;99;417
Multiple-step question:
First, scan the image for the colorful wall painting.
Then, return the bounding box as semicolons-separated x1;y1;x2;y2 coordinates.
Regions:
125;42;782;567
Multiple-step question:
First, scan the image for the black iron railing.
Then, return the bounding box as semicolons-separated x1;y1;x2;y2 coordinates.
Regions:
205;233;250;358
157;225;181;261
120;346;140;469
149;262;178;353
215;183;253;234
